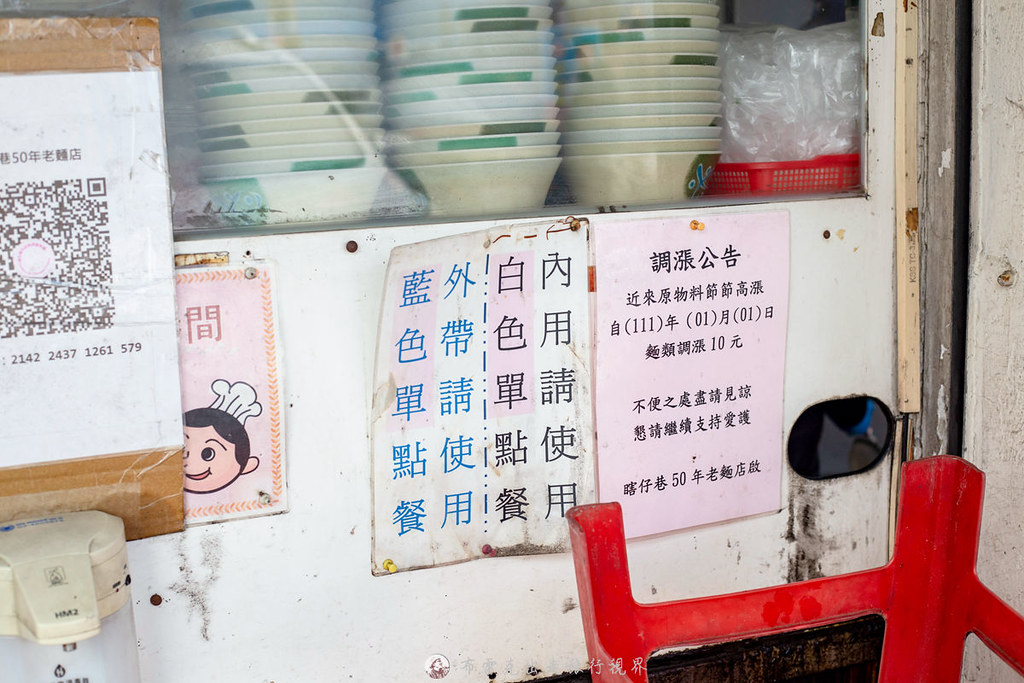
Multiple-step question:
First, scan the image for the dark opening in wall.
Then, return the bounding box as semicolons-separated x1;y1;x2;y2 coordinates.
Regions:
788;396;893;480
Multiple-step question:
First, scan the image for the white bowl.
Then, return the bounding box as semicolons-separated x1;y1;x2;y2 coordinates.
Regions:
561;38;719;59
185;0;375;17
559;15;720;34
199;127;384;151
387;105;558;128
195;74;380;99
563;151;720;205
198;103;384;127
394;119;561;140
202;140;379;165
385;29;554;55
557;64;721;82
188;166;390;226
381;0;552;9
563;100;721;118
201;154;373;181
565;27;720;47
381;4;553;32
389;131;560;154
185;7;374;30
385;17;554;40
187;38;379;65
396;157;561;216
190;59;380;87
384;68;557;93
384;55;556;81
562;125;721;144
562;113;719;131
198;115;382;138
385;42;554;67
559;76;720;96
392;143;560;166
563;138;720;155
187;20;376;42
386;80;557;104
560;51;717;70
196;89;381;111
559;0;717;10
385;93;558;117
559;3;720;22
560;88;720;107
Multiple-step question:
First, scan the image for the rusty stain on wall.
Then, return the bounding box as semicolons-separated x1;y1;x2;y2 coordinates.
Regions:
783;485;834;583
169;529;223;641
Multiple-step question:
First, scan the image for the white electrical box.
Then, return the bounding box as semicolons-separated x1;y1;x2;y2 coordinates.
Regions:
0;511;141;683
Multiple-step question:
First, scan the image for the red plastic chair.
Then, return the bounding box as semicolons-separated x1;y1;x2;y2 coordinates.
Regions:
567;455;1024;682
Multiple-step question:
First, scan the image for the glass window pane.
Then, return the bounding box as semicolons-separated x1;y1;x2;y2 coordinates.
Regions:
0;0;865;233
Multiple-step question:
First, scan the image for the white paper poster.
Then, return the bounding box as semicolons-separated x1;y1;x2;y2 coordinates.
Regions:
371;219;595;573
593;212;790;538
0;70;182;466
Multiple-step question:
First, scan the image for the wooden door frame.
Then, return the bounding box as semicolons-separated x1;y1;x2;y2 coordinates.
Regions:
918;0;972;459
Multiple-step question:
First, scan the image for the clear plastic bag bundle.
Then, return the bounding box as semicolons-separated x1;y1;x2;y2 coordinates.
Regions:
718;17;862;163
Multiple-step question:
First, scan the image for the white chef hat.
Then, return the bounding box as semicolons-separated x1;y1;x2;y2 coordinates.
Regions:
208;379;263;425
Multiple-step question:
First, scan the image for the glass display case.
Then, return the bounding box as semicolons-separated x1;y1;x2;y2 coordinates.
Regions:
0;0;864;233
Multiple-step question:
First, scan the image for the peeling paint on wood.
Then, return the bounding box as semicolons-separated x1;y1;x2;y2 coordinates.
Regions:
174;251;229;268
871;12;885;37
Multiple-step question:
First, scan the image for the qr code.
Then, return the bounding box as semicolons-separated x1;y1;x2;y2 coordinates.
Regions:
0;178;114;339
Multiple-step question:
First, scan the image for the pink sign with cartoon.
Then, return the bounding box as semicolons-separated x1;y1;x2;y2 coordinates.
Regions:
175;264;286;524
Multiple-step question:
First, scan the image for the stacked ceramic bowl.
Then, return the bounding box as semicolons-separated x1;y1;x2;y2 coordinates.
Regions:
378;0;563;217
179;0;387;200
555;0;723;206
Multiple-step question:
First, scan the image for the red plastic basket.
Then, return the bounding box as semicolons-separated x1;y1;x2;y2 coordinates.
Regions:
704;153;861;196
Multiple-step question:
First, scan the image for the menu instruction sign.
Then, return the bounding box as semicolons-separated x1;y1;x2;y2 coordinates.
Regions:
593;212;790;538
371;219;594;574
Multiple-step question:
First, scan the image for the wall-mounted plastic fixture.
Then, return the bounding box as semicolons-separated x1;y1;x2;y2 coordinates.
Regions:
0;511;141;683
788;396;894;479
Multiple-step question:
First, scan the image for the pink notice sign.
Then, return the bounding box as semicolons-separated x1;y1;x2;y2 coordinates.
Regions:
593;212;789;538
175;264;286;524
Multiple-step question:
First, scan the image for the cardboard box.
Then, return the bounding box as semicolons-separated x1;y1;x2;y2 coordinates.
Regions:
0;18;184;540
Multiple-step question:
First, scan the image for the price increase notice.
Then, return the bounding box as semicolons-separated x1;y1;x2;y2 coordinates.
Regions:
593;212;790;538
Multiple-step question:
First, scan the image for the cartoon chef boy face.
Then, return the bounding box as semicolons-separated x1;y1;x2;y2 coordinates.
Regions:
182;407;259;494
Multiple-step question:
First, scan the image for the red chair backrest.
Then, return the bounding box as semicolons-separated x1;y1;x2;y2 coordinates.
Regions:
567;455;1024;682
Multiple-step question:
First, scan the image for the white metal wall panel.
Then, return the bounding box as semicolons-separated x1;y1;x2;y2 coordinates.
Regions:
124;3;900;681
962;0;1024;679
